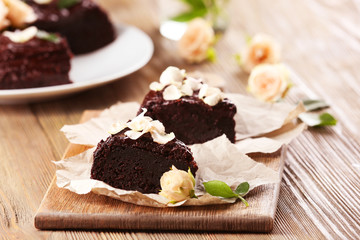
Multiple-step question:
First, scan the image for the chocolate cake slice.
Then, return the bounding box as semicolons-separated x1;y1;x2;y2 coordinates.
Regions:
26;0;115;54
0;27;72;89
91;113;198;194
139;67;237;145
140;90;236;145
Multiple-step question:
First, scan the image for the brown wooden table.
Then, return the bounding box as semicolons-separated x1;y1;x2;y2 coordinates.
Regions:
1;0;360;239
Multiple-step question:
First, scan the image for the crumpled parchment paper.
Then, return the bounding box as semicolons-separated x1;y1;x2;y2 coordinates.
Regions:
56;135;280;207
57;93;305;207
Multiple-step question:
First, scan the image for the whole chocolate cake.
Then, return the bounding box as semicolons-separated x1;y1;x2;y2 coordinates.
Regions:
91;113;198;194
139;67;237;145
0;27;72;89
26;0;115;54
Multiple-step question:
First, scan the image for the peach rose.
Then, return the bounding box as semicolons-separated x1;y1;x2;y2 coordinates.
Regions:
159;166;195;203
178;18;215;63
241;33;281;73
247;64;291;102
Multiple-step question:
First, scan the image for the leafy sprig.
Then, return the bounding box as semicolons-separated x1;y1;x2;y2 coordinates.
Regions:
299;99;337;127
302;99;330;112
299;112;337;127
171;0;229;25
172;0;207;22
58;0;81;9
36;31;60;44
172;8;208;22
203;180;250;206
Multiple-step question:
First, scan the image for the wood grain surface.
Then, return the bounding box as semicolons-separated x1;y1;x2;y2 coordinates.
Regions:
34;111;284;232
1;0;360;239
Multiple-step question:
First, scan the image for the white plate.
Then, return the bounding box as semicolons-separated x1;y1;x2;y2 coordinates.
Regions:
0;24;154;104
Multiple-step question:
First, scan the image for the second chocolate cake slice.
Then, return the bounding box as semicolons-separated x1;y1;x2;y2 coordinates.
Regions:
0;27;72;89
139;66;237;145
26;0;115;54
91;110;198;194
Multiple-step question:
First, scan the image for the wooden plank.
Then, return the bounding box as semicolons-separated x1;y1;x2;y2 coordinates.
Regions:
34;110;285;232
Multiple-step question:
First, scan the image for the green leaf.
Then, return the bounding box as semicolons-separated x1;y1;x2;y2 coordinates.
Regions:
234;182;250;196
234;53;242;65
180;0;206;9
302;99;330;112
318;113;337;126
58;0;81;9
171;8;208;22
299;112;337;127
245;34;252;45
203;180;238;198
206;47;217;63
36;31;60;44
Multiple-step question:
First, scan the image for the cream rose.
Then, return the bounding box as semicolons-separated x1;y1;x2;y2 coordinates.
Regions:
159;166;196;203
178;18;215;63
241;33;281;73
247;64;291;102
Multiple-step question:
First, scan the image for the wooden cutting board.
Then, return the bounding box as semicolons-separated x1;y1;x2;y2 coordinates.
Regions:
34;110;285;232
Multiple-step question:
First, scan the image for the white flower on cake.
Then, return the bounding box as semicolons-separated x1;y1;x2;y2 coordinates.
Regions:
159;166;196;203
4;26;38;43
159;66;185;87
33;0;52;4
149;66;224;106
108;108;175;144
178;18;215;63
150;66;186;91
240;33;281;73
182;77;202;95
198;84;224;106
163;85;182;101
149;82;164;91
247;64;291;102
2;0;37;28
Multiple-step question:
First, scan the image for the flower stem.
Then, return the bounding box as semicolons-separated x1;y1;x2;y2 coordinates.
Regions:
238;195;249;207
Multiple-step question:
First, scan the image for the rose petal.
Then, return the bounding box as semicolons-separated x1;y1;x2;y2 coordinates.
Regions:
149;82;165;91
124;130;144;140
3;26;37;43
159;66;185;86
150;131;175;144
163;85;182;100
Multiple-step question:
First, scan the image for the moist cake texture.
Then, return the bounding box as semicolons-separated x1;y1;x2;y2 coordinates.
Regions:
91;129;198;193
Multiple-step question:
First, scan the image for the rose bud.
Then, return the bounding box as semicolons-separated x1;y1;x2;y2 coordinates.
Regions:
247;64;291;102
159;166;196;203
240;33;281;73
178;18;215;63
